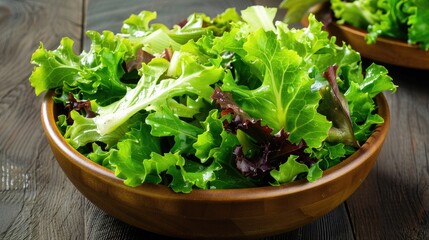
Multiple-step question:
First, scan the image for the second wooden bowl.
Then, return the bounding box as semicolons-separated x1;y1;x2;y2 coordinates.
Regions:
306;3;429;70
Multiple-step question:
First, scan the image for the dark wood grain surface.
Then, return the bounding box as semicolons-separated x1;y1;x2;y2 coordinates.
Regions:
0;0;427;239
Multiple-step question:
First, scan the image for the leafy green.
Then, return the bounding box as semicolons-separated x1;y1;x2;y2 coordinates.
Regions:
30;31;137;105
122;8;242;54
270;155;308;183
30;38;81;96
146;106;203;154
279;0;325;24
93;55;223;136
222;28;332;148
407;0;429;50
29;5;396;192
109;122;161;187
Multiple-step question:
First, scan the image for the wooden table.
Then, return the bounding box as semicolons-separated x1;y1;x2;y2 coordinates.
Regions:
1;0;428;239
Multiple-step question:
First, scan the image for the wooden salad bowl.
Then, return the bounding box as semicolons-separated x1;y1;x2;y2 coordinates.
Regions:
41;90;390;239
305;3;429;70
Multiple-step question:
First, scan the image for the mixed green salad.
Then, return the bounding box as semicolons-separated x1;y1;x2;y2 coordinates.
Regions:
280;0;429;50
30;6;396;193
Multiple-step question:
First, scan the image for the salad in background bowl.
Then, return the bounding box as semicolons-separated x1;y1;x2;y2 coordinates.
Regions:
32;5;395;239
280;0;429;69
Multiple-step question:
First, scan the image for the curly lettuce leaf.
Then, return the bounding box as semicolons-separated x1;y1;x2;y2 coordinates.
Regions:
270;155;308;183
270;155;323;184
279;0;327;23
277;15;396;145
330;0;381;29
306;142;355;170
407;0;429;50
87;143;112;168
93;53;224;135
112;151;176;188
114;108;239;192
30;31;135;105
121;10;182;54
193;110;228;163
167;154;221;193
30;38;81;96
241;5;277;32
222;28;332;148
362;0;409;43
192;110;254;189
169;8;241;41
344;63;396;142
145;106;203;154
121;8;242;54
64;110;143;149
93;108;230;193
276;15;363;88
108;123;162;187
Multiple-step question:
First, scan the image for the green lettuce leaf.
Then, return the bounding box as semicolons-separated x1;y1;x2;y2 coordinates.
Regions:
30;38;81;96
330;0;381;29
407;0;429;50
193;110;227;163
344;63;396;142
279;0;328;23
88;143;112;168
222;28;332;148
241;5;277;32
112;151;174;187
306;142;355;170
30;31;134;105
145;106;203;154
270;155;322;184
121;8;242;55
165;152;221;193
64;110;143;149
108;122;162;187
93;54;224;135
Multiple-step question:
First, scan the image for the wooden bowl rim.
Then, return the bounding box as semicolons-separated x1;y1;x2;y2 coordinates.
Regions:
334;23;420;48
41;90;390;201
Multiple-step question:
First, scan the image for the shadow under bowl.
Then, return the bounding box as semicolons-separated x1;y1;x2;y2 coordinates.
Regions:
41;90;390;240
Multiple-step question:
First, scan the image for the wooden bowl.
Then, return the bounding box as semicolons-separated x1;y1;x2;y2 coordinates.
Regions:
305;3;429;70
40;90;390;239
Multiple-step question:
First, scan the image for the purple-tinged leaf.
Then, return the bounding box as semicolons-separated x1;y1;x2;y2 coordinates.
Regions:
212;87;311;177
319;65;359;147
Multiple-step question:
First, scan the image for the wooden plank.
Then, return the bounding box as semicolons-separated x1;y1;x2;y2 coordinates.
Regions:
345;66;429;240
0;0;85;239
2;0;427;239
